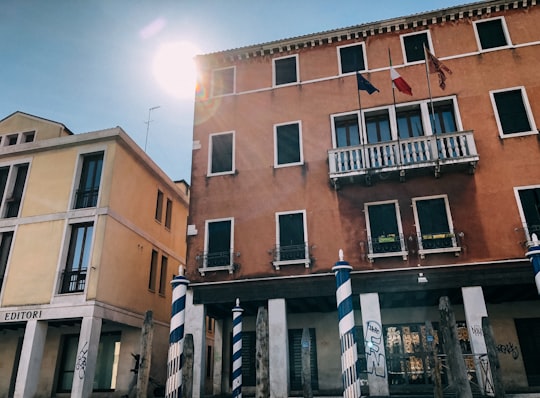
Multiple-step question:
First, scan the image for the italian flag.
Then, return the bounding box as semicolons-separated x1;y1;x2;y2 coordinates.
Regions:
390;67;413;96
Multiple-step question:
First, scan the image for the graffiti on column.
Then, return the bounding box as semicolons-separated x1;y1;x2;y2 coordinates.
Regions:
76;341;89;379
496;342;520;360
365;320;386;377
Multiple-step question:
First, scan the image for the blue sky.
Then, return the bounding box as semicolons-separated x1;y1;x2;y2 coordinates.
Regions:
1;0;470;182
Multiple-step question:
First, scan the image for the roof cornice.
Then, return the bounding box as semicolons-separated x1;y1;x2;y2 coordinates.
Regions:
197;0;536;63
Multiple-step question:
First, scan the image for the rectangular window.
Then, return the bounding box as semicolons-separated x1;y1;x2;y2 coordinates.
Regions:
75;152;103;209
205;218;233;268
474;17;509;50
491;88;535;137
212;67;235;97
402;31;430;63
273;55;298;86
6;134;18;146
413;195;460;257
516;187;540;243
60;223;93;294
155;190;164;221
338;43;366;74
275;122;302;167
23;131;35;143
209;132;234;175
3;163;28;218
365;201;406;259
165;198;172;229
365;109;392;143
148;249;158;291
276;211;307;262
334;114;361;148
159;255;168;295
515;318;540;386
57;335;78;392
288;329;318;391
431;100;457;134
397;105;424;139
0;231;14;292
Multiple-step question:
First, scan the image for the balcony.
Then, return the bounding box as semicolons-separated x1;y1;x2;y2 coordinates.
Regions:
270;243;312;270
328;131;478;187
416;231;462;259
197;250;239;276
367;233;408;262
60;269;87;293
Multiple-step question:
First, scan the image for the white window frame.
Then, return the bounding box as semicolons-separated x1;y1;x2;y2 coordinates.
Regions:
207;131;235;177
400;30;434;65
489;86;537;139
274;120;304;168
211;66;236;97
330;111;362;148
412;194;461;258
200;217;235;276
1;130;36;147
337;42;368;75
473;16;512;52
272;54;299;87
273;209;309;270
364;200;408;262
514;184;540;246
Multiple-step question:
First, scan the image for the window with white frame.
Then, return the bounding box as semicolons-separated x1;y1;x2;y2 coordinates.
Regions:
274;210;309;267
74;151;103;209
0;230;14;292
208;132;234;176
1;130;35;146
0;162;29;218
338;43;366;74
203;218;233;270
474;17;510;51
490;87;536;138
274;121;303;167
412;195;460;257
397;105;425;139
401;31;432;63
515;186;540;244
365;201;407;260
60;222;94;294
212;66;235;97
273;55;298;86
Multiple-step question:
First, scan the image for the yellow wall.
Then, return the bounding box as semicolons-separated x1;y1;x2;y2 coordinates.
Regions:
0;113;69;141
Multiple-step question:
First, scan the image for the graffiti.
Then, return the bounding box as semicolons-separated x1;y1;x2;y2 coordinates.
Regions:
470;324;483;337
76;341;89;379
365;320;386;377
496;342;520;360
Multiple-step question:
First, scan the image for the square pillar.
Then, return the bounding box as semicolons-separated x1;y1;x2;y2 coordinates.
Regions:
360;292;389;396
71;316;102;398
462;286;494;396
268;298;289;398
184;289;206;398
14;319;48;398
212;318;224;395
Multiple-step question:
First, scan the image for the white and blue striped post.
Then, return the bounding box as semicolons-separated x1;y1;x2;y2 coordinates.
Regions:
526;233;540;294
232;298;244;398
333;249;361;398
165;266;190;398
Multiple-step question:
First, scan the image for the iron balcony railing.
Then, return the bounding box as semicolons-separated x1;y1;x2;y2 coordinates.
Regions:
74;188;99;209
366;233;408;262
416;230;462;259
328;130;479;182
271;242;311;270
196;249;237;276
60;269;87;293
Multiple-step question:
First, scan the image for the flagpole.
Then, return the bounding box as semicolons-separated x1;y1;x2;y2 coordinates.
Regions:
424;45;438;135
388;49;404;178
356;76;367;172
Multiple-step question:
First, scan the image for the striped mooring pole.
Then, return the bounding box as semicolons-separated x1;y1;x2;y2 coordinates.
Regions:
526;233;540;294
232;298;244;398
165;266;190;398
333;250;361;398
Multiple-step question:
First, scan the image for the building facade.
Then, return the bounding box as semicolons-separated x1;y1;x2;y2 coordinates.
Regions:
0;112;189;397
186;0;540;396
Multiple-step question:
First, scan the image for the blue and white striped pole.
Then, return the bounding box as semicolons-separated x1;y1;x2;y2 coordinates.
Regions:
526;233;540;294
232;298;244;398
165;266;190;398
333;250;361;398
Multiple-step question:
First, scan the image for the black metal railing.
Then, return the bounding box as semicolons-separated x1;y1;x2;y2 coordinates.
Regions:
368;233;407;254
74;188;99;209
60;269;87;293
196;250;233;268
418;231;460;251
272;243;308;262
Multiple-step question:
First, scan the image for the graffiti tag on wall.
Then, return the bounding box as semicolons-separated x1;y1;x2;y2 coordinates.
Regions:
496;342;520;360
365;320;386;378
76;341;89;379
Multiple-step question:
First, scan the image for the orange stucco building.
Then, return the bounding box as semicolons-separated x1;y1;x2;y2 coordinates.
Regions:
185;0;540;396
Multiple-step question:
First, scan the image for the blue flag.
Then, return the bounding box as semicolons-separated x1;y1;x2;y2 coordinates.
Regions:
356;73;379;94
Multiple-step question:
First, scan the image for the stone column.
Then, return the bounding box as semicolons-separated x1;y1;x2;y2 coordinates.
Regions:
360;292;389;396
212;318;224;395
268;298;289;398
184;289;206;398
14;319;48;397
71;316;103;398
462;286;495;396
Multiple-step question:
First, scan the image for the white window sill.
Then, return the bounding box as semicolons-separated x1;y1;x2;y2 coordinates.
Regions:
418;246;461;259
367;250;408;262
272;259;310;271
198;265;235;276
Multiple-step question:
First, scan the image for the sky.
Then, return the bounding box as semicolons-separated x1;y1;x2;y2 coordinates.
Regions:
1;0;472;183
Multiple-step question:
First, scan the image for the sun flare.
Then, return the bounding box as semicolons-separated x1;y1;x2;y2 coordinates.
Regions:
152;41;200;99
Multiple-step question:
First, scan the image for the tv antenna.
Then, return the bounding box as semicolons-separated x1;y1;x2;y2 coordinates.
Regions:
144;106;160;152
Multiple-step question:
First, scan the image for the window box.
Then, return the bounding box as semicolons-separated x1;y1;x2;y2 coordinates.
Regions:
378;235;397;243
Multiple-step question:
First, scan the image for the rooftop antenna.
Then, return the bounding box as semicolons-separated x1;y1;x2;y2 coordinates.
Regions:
144;106;160;152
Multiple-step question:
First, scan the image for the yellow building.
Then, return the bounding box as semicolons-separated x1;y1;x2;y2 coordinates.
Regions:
0;112;189;397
